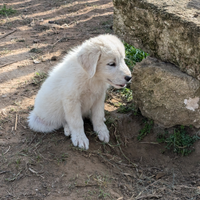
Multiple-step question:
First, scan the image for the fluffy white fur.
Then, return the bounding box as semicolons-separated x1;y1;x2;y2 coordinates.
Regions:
28;34;131;150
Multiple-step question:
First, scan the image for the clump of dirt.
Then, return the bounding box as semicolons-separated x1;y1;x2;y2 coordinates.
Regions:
1;0;200;199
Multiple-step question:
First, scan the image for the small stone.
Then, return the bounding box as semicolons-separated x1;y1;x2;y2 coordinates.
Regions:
156;172;165;179
0;139;6;145
33;39;40;43
17;39;25;42
33;60;41;64
29;48;42;53
48;21;55;24
1;109;7;116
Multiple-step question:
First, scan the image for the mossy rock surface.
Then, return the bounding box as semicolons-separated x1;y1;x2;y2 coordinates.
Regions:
131;57;200;128
113;0;200;79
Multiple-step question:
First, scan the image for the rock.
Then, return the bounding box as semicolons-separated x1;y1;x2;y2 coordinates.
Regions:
1;109;7;116
29;48;42;54
113;0;200;79
131;57;200;128
33;60;41;64
33;39;40;43
0;139;7;145
156;172;165;180
17;39;25;42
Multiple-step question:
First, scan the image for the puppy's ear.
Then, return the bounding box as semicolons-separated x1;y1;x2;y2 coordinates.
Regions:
77;46;101;78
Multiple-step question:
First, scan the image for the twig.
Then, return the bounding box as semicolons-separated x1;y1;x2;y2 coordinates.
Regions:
172;168;175;188
3;146;10;155
175;185;200;190
75;184;98;187
51;34;67;47
5;170;21;182
0;61;16;68
0;171;8;174
133;180;160;200
0;26;13;29
28;133;37;145
139;142;160;145
15;114;18;131
51;37;64;47
0;29;17;39
99;154;119;169
29;168;44;179
6;190;14;197
20;122;27;129
112;125;138;168
136;194;162;199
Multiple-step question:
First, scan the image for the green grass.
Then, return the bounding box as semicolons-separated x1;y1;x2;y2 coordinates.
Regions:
157;126;200;156
137;119;154;141
117;103;135;114
57;153;68;164
98;189;110;199
117;87;133;102
124;42;148;70
0;4;16;16
29;48;43;54
33;71;47;85
105;116;116;126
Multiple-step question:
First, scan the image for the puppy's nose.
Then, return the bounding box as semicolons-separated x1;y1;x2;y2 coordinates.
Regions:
124;76;132;82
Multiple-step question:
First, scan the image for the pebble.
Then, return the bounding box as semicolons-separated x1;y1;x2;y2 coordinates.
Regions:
33;39;40;43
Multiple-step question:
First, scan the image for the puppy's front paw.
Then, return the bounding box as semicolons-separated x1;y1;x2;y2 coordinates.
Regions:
71;133;89;150
94;124;109;143
64;125;70;136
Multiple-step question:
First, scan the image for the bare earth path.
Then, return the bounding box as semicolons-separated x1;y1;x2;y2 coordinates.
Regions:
1;0;200;199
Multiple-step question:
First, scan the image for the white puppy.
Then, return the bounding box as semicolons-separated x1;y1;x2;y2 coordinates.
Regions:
28;34;131;150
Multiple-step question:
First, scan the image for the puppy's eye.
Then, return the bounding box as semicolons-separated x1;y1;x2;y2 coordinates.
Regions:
107;62;116;67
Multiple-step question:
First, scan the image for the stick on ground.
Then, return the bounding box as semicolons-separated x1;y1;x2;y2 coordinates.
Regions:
0;29;17;39
15;114;18;131
0;61;16;68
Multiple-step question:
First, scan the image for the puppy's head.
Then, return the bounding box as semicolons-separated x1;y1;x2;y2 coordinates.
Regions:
77;34;132;89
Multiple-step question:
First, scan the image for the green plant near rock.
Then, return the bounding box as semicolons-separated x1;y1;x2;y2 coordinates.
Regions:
157;126;200;156
117;87;133;102
124;42;148;70
137;119;154;141
33;71;47;85
117;103;135;114
0;4;16;16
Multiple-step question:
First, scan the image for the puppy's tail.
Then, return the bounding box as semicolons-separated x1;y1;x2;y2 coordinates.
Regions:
28;111;56;133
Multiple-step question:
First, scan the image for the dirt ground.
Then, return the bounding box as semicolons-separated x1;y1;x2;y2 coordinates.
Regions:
1;0;200;199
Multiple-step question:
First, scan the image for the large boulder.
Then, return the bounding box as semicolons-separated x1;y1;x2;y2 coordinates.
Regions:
131;57;200;128
113;0;200;79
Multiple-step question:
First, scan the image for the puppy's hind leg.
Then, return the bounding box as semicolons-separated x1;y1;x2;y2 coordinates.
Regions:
28;111;58;133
